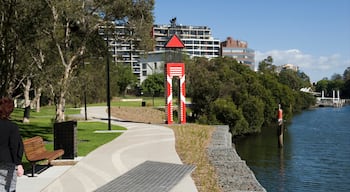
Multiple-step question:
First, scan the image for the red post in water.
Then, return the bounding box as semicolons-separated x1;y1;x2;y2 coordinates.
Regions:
278;104;284;148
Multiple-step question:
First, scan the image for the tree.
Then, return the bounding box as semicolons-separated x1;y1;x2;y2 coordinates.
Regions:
141;73;164;106
0;0;25;97
114;64;138;96
331;73;342;81
258;56;275;73
42;0;154;122
315;79;329;96
342;79;350;98
141;73;164;97
212;98;249;136
241;96;264;133
343;67;350;81
187;56;315;136
279;70;299;90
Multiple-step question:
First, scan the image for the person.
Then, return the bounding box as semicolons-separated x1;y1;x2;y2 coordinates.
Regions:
0;97;24;192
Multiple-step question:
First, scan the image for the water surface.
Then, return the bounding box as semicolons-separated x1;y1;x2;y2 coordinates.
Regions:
235;106;350;192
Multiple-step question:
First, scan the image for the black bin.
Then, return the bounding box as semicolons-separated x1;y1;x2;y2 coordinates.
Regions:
142;101;146;107
54;121;77;159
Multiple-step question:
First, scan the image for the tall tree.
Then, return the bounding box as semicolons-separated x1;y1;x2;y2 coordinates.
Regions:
343;67;350;81
0;0;24;97
42;0;154;122
114;64;137;96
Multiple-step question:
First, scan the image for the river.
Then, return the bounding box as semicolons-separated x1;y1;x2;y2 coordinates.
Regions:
235;105;350;192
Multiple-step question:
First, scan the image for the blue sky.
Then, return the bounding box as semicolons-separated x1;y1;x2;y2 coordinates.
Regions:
154;0;350;82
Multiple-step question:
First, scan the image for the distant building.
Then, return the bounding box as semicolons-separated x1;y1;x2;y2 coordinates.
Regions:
101;20;256;85
152;19;220;59
276;63;299;73
138;50;166;83
99;25;141;81
220;37;255;69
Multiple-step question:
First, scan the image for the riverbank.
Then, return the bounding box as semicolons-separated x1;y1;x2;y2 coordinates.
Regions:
109;107;266;191
207;125;266;192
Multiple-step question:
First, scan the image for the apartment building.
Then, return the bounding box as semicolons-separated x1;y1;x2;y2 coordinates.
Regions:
220;37;255;69
276;63;299;73
99;25;141;77
101;22;254;84
152;23;220;59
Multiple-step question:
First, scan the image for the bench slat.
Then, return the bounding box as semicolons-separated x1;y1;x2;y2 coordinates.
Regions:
23;136;64;177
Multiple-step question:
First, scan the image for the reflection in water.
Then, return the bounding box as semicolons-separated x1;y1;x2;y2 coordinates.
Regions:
235;106;350;192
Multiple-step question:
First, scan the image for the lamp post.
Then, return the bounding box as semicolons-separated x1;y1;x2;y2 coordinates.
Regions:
106;28;111;130
83;59;87;120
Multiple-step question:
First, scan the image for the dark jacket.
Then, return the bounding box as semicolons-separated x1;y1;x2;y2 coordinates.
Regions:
0;119;24;165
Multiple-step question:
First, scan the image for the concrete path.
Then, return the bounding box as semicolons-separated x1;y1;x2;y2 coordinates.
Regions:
17;107;197;192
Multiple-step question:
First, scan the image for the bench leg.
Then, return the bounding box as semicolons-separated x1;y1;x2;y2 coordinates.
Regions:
30;163;36;177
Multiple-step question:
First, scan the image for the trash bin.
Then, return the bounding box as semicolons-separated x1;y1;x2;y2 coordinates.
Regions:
142;101;146;107
54;121;77;159
23;106;30;119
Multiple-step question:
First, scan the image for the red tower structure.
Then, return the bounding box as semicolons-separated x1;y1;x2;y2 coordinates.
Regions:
164;34;186;124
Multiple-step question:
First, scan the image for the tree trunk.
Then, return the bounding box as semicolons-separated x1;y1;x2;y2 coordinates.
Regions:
55;95;65;122
33;87;42;112
55;63;71;122
23;78;31;123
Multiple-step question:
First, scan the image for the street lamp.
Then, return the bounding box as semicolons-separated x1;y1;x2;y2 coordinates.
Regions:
106;28;111;131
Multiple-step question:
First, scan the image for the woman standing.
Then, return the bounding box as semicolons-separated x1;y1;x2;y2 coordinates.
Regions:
0;97;24;192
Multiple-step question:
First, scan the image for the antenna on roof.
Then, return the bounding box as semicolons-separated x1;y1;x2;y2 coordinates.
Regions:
170;17;177;28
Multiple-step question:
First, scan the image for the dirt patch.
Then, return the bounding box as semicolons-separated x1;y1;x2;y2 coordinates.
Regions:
110;106;165;124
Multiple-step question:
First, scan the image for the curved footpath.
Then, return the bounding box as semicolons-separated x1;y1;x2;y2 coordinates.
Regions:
17;107;197;192
17;107;265;192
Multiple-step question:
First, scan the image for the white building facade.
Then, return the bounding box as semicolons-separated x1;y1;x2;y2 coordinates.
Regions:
152;24;220;59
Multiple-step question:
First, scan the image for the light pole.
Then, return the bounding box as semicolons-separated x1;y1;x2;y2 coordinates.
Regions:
83;59;87;120
106;29;111;130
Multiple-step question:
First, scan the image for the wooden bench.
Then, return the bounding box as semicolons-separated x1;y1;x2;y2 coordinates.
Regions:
23;136;64;177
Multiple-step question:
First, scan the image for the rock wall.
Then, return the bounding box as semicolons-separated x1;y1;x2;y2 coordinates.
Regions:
207;125;266;192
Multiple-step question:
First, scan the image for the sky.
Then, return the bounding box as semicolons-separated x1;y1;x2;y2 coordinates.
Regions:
154;0;350;82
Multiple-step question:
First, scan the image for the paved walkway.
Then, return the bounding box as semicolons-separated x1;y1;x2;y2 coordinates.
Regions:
17;107;197;192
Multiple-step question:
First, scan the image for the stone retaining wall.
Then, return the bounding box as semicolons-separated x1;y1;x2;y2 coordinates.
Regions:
207;125;266;192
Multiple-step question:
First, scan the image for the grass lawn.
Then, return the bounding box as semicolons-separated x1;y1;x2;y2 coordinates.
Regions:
11;106;125;170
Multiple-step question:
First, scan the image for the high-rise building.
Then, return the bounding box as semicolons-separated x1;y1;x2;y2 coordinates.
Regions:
220;37;255;69
152;20;220;59
99;25;140;64
101;22;254;85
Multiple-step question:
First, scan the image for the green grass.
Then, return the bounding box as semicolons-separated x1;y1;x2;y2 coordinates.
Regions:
12;106;126;170
75;122;125;156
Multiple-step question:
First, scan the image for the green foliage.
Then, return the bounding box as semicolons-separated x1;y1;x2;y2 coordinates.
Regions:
315;69;350;98
114;64;138;96
0;0;155;121
279;69;311;90
211;98;249;136
141;73;164;97
241;96;265;133
314;69;350;99
188;56;316;136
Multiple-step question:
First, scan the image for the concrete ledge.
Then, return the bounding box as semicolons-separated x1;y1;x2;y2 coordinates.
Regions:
94;130;126;133
50;157;84;166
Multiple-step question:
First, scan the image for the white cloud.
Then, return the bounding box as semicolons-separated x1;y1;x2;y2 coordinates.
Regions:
255;49;350;82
